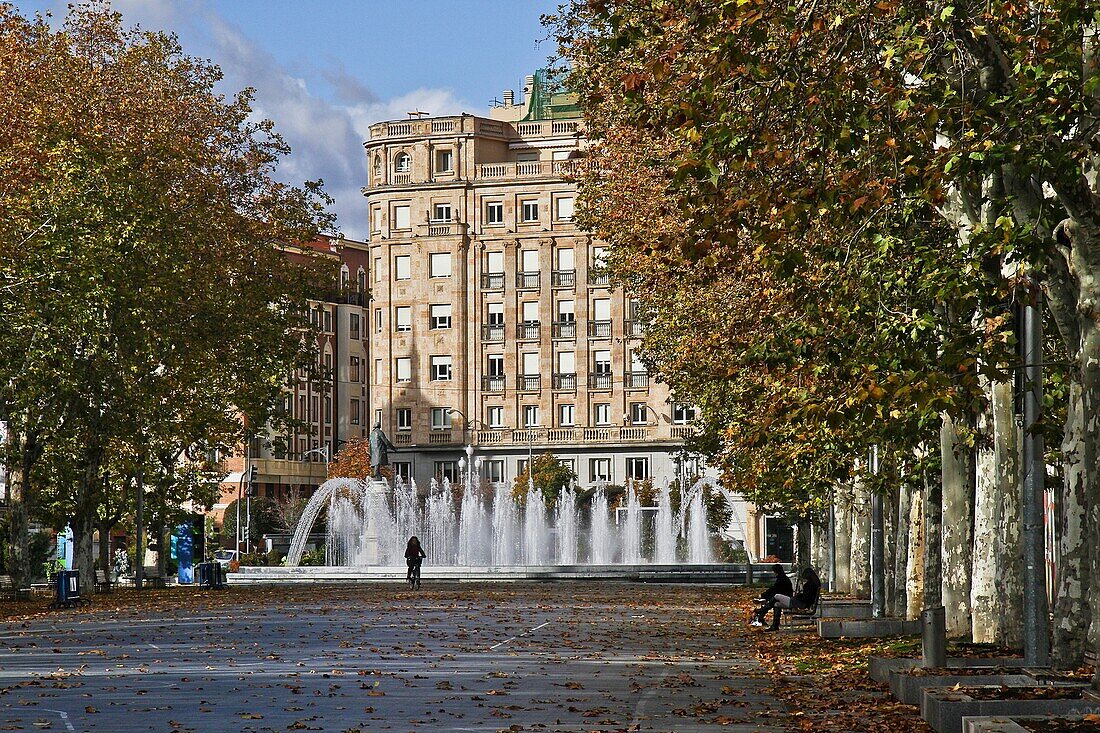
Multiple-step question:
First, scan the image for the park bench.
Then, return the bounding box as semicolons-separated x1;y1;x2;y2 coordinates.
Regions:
0;574;31;602
783;595;820;626
94;569;112;593
142;566;166;589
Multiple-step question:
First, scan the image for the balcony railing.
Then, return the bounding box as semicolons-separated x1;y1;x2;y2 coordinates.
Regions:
553;373;577;390
400;425;665;448
481;272;505;289
671;425;697;440
626;372;650;389
392;172;411;185
482;375;506;392
625;320;646;337
517;322;540;340
482;324;505;342
429;431;456;444
552;321;576;339
516;271;540;289
589;372;613;389
589;271;610;286
476;430;506;444
396;433;411;444
474;159;589;180
416;222;467;237
552;270;576;287
519;375;541;392
588;320;612;338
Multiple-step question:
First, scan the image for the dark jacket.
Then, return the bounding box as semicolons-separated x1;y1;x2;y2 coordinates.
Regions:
404;544;426;560
762;573;793;601
795;576;821;608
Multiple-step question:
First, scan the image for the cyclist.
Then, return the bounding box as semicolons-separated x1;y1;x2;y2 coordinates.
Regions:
404;536;426;589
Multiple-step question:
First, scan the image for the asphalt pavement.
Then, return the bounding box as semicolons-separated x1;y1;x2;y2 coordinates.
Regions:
0;582;790;732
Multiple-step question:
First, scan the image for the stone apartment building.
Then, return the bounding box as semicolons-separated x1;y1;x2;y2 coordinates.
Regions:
361;74;704;490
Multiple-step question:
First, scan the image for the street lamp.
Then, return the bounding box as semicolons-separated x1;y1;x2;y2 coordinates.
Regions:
457;445;484;492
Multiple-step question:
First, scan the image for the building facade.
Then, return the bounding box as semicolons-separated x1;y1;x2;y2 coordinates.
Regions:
362;80;701;489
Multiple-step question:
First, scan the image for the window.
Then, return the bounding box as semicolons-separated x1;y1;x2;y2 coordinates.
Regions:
393;462;413;481
371;206;382;232
395;306;411;332
594;350;612;374
630;351;647;373
593;246;608;267
523;405;540;428
626;457;650;481
630;402;648;425
324;396;332;424
517;458;529;476
672;403;697;424
486;251;504;273
516;150;538;162
558;403;575;427
432;203;452;222
557;248;574;270
350;313;360;340
521;301;539;324
557;300;575;322
323;310;332;333
350;356;361;382
394;204;411;229
394;255;411;280
590;458;612;482
486;405;504;428
429;252;451;277
594;403;611;426
559;458;575;476
430;304;452;329
374;257;383;282
350;399;360;425
431;408;453;431
340;266;350;290
486;201;504;225
435;461;458;482
358;268;366;292
430;355;453;381
396;408;412;431
394;152;411;172
486;459;505;484
557;351;575;373
374;358;381;379
487;354;505;376
374;408;383;426
435;149;453;172
556;196;575;221
522;352;540;375
486;302;504;325
373;155;382;178
396;357;412;382
374;308;383;332
593;298;611;321
522;200;539;222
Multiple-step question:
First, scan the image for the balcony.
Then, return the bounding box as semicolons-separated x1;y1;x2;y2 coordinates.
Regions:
553;373;577;391
552;270;576;288
474;159;589;180
589;271;610;286
626;372;650;389
625;320;646;337
482;324;505;342
589;372;613;390
516;271;540;289
552;321;576;339
517;322;541;340
519;375;541;392
588;320;612;338
396;433;412;444
481;272;505;290
671;426;697;440
416;222;467;238
429;431;456;445
482;375;506;392
404;425;665;448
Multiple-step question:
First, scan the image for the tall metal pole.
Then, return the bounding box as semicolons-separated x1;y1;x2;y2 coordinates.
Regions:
135;466;144;590
870;445;886;617
828;486;836;593
1021;285;1050;666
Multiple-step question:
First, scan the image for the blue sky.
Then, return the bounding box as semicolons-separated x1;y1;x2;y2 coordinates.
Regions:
15;0;565;237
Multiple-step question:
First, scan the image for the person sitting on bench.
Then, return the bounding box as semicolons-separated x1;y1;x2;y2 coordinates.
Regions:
754;567;821;631
751;564;793;628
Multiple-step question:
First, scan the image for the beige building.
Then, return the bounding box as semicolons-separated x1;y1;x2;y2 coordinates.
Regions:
362;76;703;489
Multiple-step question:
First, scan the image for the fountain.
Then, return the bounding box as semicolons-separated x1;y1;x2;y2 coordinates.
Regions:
282;472;728;571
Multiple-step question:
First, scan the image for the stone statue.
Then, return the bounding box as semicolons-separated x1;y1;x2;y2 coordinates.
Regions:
369;422;397;479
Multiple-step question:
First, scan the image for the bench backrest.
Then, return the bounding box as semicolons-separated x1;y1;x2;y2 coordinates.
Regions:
0;575;13;590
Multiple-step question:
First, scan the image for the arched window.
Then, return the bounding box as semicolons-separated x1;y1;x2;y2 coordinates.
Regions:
394;152;411;173
357;268;367;292
373;155;382;178
340;265;350;290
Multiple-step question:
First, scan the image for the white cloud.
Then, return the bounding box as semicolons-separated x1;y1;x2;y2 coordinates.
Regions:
103;0;476;240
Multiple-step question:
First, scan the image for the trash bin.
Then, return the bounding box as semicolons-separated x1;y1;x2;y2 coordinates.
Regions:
50;570;87;609
196;562;226;590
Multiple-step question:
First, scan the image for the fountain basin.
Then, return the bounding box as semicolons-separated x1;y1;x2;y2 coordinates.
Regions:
229;564;764;585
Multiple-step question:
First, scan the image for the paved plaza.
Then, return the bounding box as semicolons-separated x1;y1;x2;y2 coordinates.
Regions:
0;583;797;732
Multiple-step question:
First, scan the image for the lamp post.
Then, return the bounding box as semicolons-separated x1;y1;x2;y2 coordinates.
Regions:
458;445;484;493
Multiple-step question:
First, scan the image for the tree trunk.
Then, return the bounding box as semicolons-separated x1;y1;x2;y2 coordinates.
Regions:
941;413;974;638
991;379;1023;651
97;519;112;589
1053;380;1091;668
72;450;102;597
811;522;828;577
834;483;853;594
923;465;942;610
907;486;925;619
972;388;1000;643
795;516;812;573
883;483;898;615
892;485;913;618
850;472;872;599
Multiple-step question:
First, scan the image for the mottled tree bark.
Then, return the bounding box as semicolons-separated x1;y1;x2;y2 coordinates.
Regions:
972;385;1000;643
834;483;853;594
907;488;925;619
941;414;974;638
850;473;872;599
923;466;942;610
991;379;1023;651
1053;380;1091;668
891;485;912;618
